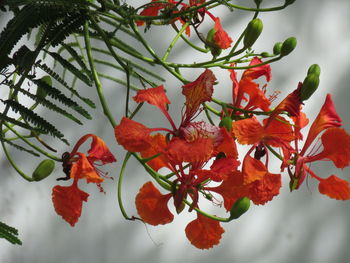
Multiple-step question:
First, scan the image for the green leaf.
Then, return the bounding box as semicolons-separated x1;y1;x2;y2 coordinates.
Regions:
0;221;22;245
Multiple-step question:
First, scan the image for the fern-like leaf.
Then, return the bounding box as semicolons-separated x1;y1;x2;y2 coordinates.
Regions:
35;62;95;108
32;78;92;120
3;100;68;144
0;112;43;133
60;43;91;79
47;51;92;86
15;86;83;125
4;139;41;157
0;221;22;245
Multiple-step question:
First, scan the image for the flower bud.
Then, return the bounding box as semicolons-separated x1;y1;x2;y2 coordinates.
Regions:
307;64;321;77
260;52;271;58
300;73;320;101
219;116;232;132
273;42;283;55
280;37;297;57
36;75;52;99
243;18;263;48
229;197;250;220
32;159;55;181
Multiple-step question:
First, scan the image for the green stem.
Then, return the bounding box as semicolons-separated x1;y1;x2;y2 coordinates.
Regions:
129;22;189;83
171;24;209;53
132;152;172;190
203;103;221;116
265;143;284;162
0;139;33;182
211;98;272;116
118;152;138;221
83;21;116;127
163;21;190;61
183;199;233;222
4;123;61;161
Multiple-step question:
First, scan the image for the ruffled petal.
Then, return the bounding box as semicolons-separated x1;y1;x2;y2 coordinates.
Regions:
52;180;89;226
135;181;174;225
318;175;350;200
247;171;281;205
209;171;248;211
133;85;170;112
238;78;271;111
165;137;213;164
308;128;350;168
243;57;271;82
182;69;216;122
263;117;295;147
140;133;170;171
70;153;103;183
232;116;264;145
185;213;225;249
215;127;238;159
87;134;117;164
301;94;342;155
213;17;233;49
242;155;267;184
136;0;166;26
115;117;152;152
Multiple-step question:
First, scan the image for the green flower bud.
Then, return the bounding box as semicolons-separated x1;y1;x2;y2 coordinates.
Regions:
280;37;297;57
32;159;55;181
307;64;321;77
219;116;233;132
229;197;250;220
273;42;283;55
243;18;263;48
36;75;52;99
260;52;272;58
300;73;320;101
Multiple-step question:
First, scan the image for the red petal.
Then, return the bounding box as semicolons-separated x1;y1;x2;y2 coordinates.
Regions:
70;153;103;183
52;180;89;226
182;69;216;122
238;78;271;111
133;85;170;112
269;83;302;123
135;182;174;225
185;213;224;249
232;116;264;145
87;134;116;164
215;127;238;159
301;94;342;155
140;133;170;171
115;117;152;152
243;57;271;82
213;17;233;49
248;171;281;205
136;0;165;26
309;128;350;168
165;137;213;164
318;175;350;200
210;157;240;179
263;117;295;147
243;155;267;184
209;171;248;211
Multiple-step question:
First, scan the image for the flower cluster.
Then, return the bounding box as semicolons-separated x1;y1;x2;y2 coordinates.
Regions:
114;58;350;249
52;134;116;226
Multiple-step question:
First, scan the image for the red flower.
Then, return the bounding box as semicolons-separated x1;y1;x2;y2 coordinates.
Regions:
289;95;350;199
230;57;272;111
52;134;116;226
211;17;233;49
